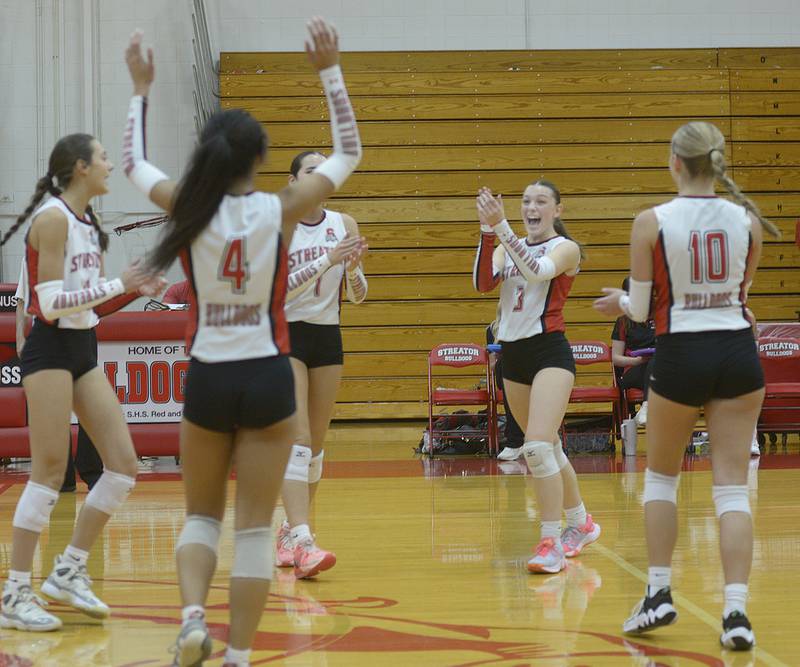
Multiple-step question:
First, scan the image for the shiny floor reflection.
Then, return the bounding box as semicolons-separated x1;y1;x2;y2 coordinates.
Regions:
0;447;796;666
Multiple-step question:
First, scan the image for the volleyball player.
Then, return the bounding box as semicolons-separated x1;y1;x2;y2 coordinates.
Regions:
276;150;367;579
473;180;600;574
0;135;163;632
124;17;361;666
594;121;779;650
14;262;104;492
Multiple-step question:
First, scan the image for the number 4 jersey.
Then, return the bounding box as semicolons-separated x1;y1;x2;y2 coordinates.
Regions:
180;192;289;362
652;196;752;336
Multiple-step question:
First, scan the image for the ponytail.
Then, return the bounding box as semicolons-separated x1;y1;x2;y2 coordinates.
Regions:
86;205;109;252
530;179;586;260
0;174;56;247
148;109;266;272
709;149;781;239
672;122;781;239
553;217;586;260
3;132;110;248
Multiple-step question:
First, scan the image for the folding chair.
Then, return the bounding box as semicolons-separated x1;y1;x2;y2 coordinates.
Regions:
757;337;800;446
427;344;495;457
566;341;621;444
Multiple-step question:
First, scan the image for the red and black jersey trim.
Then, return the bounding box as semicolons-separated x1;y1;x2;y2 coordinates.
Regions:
653;230;674;336
268;234;290;355
179;247;200;353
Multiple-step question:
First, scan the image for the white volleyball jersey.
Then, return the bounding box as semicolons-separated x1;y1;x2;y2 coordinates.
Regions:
26;196;102;329
497;235;574;342
652;196;752;335
182;192;289;362
285;209;347;325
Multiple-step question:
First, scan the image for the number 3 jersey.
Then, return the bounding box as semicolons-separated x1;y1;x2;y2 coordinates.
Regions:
497;235;574;342
285;209;348;325
180;192;289;363
652;196;752;336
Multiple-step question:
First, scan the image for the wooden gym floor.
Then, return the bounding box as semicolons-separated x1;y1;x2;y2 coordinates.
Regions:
1;426;798;666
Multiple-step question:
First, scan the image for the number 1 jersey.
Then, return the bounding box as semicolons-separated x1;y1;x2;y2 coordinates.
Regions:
180;192;289;362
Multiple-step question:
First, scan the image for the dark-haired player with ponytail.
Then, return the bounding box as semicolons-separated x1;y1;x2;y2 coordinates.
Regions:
275;149;367;579
473;180;600;574
124;17;361;667
595;121;780;650
0;136;164;632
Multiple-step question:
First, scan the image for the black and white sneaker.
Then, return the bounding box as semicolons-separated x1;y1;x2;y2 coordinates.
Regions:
720;611;755;650
623;587;678;634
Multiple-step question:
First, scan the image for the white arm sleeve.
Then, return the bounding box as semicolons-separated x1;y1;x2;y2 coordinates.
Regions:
313;65;362;190
123;95;169;196
493;220;557;282
35;278;125;321
285;254;333;300
345;266;368;304
619;278;653;322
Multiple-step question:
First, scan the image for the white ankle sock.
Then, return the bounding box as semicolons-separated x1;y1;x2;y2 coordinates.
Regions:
7;570;31;588
182;604;205;624
648;566;671;596
564;502;587;528
540;520;562;540
224;645;251;665
290;523;312;545
724;583;748;617
63;544;89;567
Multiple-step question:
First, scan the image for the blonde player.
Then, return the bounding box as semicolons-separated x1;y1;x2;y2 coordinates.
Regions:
275;150;367;579
124;17;361;667
594;121;779;650
0;134;163;632
473;180;600;574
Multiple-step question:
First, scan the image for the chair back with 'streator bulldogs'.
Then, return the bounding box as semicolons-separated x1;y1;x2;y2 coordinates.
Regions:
427;344;495;456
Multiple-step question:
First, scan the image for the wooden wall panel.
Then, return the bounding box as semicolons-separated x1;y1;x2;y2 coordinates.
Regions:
219;48;800;420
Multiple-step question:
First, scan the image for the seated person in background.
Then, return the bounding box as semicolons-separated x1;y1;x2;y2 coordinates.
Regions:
161;279;189;304
487;315;525;460
611;278;656;425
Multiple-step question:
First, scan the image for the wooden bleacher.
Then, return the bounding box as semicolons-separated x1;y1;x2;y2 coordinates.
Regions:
219;47;800;420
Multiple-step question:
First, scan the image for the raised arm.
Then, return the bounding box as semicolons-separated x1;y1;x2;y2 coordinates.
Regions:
285;232;363;300
342;214;368;303
476;187;579;283
124;30;178;212
277;17;362;239
473;189;503;292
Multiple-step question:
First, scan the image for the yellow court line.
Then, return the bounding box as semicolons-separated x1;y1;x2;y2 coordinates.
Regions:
591;542;788;667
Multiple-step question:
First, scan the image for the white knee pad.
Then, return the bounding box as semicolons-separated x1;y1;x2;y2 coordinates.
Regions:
176;515;222;555
12;481;59;533
85;470;136;515
231;527;273;580
712;485;751;518
284;444;311;483
554;437;569;470
522;440;560;478
643;468;680;505
308;450;324;484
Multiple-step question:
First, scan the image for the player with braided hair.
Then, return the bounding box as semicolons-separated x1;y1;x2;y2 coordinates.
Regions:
0;134;165;633
595;121;780;650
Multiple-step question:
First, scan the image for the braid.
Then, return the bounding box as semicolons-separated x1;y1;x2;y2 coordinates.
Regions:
0;175;53;247
553;218;587;260
709;150;780;239
86;205;109;251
